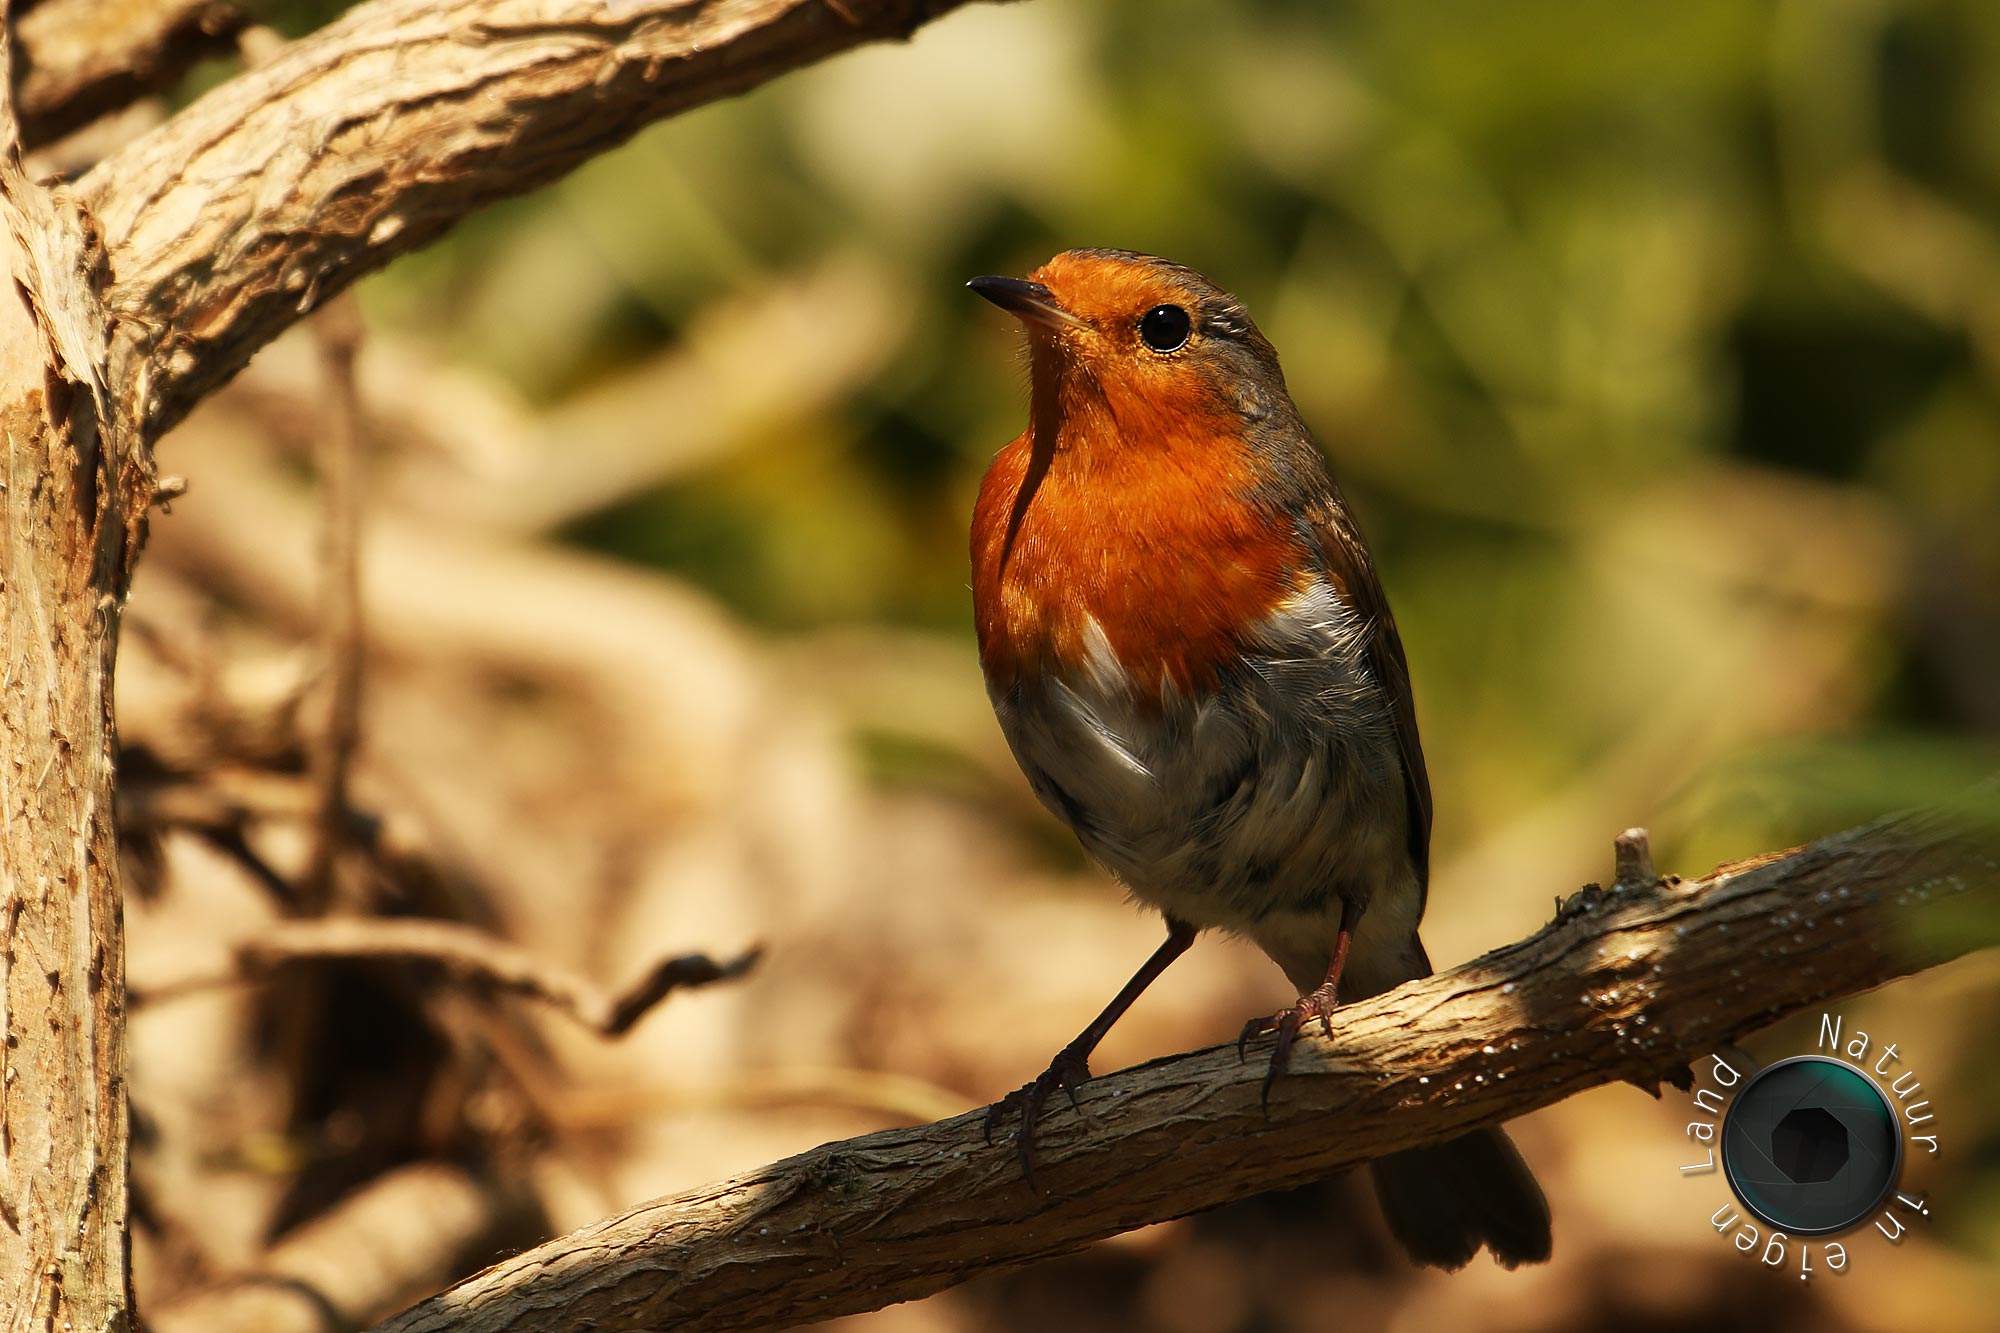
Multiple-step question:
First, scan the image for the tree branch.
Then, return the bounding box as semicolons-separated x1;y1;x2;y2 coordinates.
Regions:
0;4;142;1323
372;802;2000;1333
79;0;1008;439
133;917;764;1038
301;296;365;908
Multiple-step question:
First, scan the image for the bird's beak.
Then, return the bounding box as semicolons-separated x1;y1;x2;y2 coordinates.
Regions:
967;275;1080;331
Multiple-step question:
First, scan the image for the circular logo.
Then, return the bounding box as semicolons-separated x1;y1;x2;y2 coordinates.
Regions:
1721;1055;1903;1235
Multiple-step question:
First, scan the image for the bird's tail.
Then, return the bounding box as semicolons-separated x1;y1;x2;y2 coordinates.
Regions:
1367;1125;1551;1270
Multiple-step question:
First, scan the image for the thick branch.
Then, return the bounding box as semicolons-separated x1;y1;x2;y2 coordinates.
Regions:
80;0;1006;438
374;803;2000;1333
0;5;140;1325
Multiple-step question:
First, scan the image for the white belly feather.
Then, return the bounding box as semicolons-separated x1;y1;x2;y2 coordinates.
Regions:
992;579;1425;994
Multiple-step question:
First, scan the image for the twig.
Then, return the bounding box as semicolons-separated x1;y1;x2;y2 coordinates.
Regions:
302;294;366;910
594;946;765;1036
371;801;2000;1333
1612;826;1658;888
133;917;763;1037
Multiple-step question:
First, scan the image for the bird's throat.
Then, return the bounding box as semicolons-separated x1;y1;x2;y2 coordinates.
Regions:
971;411;1302;708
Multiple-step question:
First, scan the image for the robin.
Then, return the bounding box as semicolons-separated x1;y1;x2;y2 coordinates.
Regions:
966;248;1551;1270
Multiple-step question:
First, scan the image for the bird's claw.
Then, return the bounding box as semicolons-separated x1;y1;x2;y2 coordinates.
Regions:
1236;984;1340;1111
984;1044;1093;1190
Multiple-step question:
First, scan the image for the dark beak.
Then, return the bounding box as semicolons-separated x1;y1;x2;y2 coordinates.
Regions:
966;275;1079;331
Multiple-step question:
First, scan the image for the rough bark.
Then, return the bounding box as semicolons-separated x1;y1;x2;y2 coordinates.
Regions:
371;804;2000;1333
0;7;147;1326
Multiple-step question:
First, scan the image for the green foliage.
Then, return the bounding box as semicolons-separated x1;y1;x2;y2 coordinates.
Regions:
346;0;2000;857
192;0;1999;1272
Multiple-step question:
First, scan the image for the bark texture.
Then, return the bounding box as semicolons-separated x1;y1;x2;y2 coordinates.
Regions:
0;17;146;1327
371;804;2000;1333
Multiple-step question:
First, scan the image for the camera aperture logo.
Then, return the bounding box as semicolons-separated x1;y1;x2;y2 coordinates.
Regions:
1677;1011;1937;1282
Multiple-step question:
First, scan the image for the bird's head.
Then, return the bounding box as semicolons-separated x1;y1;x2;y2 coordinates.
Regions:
968;249;1292;439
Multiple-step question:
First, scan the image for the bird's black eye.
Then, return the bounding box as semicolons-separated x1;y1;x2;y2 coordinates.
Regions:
1138;304;1192;353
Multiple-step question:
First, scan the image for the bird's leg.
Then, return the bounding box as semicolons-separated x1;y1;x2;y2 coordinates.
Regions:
1238;896;1366;1108
986;916;1197;1188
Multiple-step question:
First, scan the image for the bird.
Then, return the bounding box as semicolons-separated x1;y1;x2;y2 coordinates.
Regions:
964;247;1551;1271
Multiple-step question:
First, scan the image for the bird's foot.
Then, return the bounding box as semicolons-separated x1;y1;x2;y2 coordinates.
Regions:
984;1042;1093;1190
1236;979;1341;1110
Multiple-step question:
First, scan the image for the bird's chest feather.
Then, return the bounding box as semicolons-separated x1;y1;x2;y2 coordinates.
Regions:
970;422;1299;701
969;434;1407;928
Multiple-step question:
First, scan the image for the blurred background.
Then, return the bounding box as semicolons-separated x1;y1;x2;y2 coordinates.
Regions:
88;0;2000;1329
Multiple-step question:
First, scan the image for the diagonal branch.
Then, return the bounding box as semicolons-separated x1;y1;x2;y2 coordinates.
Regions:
79;0;1010;439
372;801;1999;1333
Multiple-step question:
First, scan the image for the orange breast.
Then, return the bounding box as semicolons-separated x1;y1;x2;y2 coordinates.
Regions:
971;396;1305;706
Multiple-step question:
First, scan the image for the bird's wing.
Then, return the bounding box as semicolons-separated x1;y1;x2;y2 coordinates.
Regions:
1307;487;1434;890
